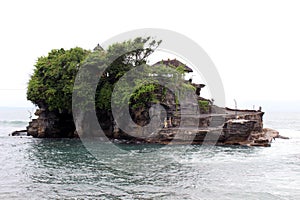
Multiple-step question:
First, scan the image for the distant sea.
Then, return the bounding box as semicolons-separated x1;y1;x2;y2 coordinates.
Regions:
0;107;300;199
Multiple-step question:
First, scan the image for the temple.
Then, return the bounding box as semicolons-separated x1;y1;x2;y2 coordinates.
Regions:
24;58;286;147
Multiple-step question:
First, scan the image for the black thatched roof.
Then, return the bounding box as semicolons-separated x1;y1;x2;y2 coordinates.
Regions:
93;43;104;51
152;59;193;73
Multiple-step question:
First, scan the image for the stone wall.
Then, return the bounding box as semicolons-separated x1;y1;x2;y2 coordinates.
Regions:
225;108;264;133
222;119;256;144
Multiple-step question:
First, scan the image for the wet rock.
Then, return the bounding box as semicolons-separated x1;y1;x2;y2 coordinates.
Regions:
11;130;27;136
277;135;289;139
27;106;76;138
223;119;256;144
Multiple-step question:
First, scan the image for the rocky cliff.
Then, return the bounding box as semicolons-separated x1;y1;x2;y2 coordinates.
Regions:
25;99;283;147
27;107;76;138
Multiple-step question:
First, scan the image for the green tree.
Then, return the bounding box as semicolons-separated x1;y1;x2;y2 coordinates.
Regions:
27;37;162;114
27;47;90;113
27;37;199;138
94;37;162;111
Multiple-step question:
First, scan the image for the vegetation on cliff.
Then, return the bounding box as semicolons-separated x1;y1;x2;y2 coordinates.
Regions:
27;38;164;112
27;47;90;113
25;37;278;147
94;37;163;112
27;37;196;115
27;37;198;137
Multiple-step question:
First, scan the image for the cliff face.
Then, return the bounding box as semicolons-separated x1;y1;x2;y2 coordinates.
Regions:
27;107;75;138
144;107;269;146
26;105;279;146
25;91;279;146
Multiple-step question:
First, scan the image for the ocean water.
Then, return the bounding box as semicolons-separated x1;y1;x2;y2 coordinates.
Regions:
0;108;300;199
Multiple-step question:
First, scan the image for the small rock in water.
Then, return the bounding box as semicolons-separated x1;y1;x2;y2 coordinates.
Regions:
11;130;27;136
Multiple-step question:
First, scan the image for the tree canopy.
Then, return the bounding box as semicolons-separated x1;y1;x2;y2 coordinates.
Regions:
27;47;90;113
27;37;167;115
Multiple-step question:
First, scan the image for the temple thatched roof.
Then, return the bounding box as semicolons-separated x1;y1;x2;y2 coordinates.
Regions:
152;59;193;73
93;43;104;51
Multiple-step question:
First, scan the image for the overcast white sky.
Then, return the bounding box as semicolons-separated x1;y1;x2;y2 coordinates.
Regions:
0;0;300;112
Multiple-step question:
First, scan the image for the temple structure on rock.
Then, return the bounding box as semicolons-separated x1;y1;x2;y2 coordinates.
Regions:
23;58;285;147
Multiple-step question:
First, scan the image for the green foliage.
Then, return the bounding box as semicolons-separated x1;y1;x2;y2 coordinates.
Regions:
175;65;186;75
182;83;196;92
129;83;159;109
27;47;90;113
96;82;113;110
27;37;161;114
73;50;107;110
109;63;192;113
198;100;210;113
94;37;162;111
27;37;198;119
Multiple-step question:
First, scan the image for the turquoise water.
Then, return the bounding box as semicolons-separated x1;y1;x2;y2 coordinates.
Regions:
0;108;300;199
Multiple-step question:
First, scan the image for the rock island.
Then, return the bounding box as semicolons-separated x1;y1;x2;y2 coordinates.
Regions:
19;37;287;147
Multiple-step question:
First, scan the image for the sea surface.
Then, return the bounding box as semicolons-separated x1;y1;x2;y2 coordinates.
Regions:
0;107;300;199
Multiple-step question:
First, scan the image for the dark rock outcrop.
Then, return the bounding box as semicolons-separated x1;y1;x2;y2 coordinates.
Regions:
223;119;256;144
11;130;27;136
27;107;76;138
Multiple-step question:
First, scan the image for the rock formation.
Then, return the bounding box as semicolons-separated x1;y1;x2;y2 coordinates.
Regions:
23;90;285;147
27;106;75;138
23;57;285;146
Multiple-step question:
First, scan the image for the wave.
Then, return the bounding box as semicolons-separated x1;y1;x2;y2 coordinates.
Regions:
0;120;29;126
274;129;300;139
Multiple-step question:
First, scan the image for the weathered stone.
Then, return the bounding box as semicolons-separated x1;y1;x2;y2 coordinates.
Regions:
23;82;285;147
27;106;76;138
